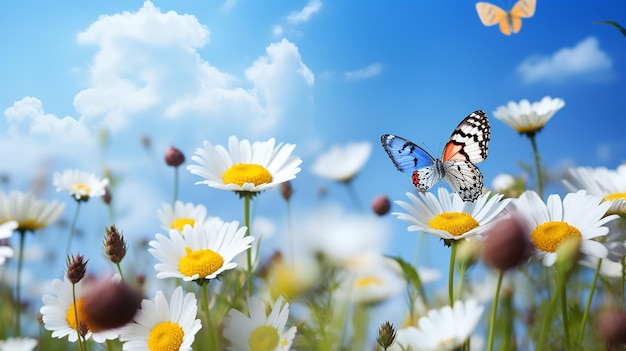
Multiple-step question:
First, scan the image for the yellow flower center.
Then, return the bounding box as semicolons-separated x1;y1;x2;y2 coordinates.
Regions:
530;221;581;253
147;321;184;351
66;298;92;331
249;325;280;351
516;125;542;134
72;183;91;195
428;212;479;237
222;164;272;187
178;247;224;278
356;276;383;288
605;193;626;202
171;218;195;232
16;219;45;231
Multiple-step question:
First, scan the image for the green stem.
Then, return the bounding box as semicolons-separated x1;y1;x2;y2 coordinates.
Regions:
448;241;458;306
67;201;82;255
286;199;294;266
351;304;369;351
538;273;562;348
622;256;625;308
173;166;179;206
72;283;85;351
243;193;253;296
528;133;543;199
344;180;363;211
577;259;602;345
15;230;26;336
487;270;504;351
558;272;571;349
201;283;219;351
115;262;124;282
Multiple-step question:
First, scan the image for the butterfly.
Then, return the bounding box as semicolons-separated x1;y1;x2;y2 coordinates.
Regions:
380;110;490;202
475;0;536;35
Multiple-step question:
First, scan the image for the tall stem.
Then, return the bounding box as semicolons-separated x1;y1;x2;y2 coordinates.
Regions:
243;193;253;296
67;201;82;255
14;230;26;336
528;133;543;199
448;241;458;306
202;283;219;351
173;166;179;206
558;272;571;349
72;283;85;351
577;258;602;345
344;180;363;211
487;270;504;351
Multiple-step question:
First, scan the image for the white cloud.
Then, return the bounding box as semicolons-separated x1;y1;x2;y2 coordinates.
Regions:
517;36;613;83
4;97;91;144
287;0;322;24
272;25;284;37
344;63;383;81
73;1;314;138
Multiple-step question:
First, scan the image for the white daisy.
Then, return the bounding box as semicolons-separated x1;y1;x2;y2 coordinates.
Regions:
493;96;565;135
40;277;121;343
0;190;65;232
187;136;302;193
514;190;619;267
311;142;372;182
301;203;388;264
157;200;224;232
0;220;17;265
393;188;511;240
223;296;297;351
564;165;626;215
120;286;202;351
0;337;37;351
335;252;406;304
390;299;484;351
149;221;254;281
582;257;625;279
53;169;109;201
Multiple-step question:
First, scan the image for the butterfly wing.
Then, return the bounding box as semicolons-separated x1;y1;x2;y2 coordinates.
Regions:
476;2;510;34
412;163;443;192
443;160;484;202
380;134;436;172
509;0;536;33
442;110;490;164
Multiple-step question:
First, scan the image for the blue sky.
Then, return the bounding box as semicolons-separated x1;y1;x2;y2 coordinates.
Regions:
1;0;625;309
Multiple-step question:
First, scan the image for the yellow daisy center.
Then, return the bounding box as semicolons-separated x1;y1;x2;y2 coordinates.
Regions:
249;325;280;351
516;125;542;134
72;183;91;195
428;212;479;237
605;193;626;202
66;298;92;331
148;321;184;351
530;221;581;253
222;164;272;187
17;218;46;231
178;247;224;278
171;218;195;232
356;276;383;288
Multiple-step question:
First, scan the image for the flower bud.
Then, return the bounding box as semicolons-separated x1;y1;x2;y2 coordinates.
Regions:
280;182;293;202
66;254;88;284
371;194;391;216
482;216;532;271
164;145;185;167
376;320;397;349
597;309;626;345
82;279;142;331
103;225;127;264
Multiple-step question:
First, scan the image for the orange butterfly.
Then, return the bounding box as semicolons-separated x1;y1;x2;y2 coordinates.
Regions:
475;0;536;35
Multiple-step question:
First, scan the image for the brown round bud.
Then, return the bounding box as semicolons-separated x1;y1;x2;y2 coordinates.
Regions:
101;187;112;205
66;254;88;284
164;145;185;167
597;309;626;345
280;182;293;201
82;279;142;331
371;194;391;216
482;216;532;271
